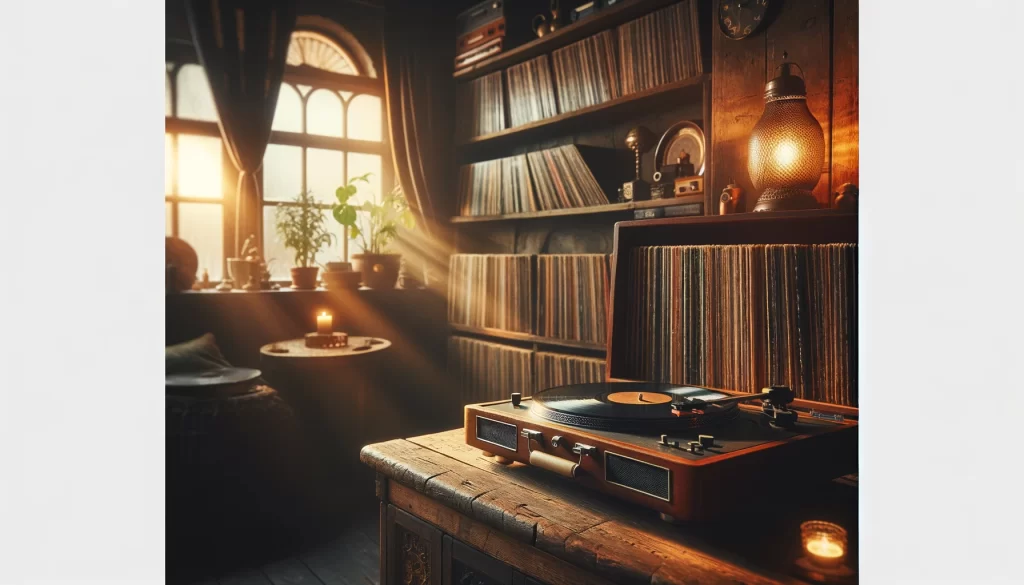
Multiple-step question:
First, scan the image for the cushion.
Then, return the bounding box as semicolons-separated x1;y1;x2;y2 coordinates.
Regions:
166;333;232;375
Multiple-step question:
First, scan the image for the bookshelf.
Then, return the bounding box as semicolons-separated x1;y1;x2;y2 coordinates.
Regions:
450;193;704;223
448;0;712;397
449;324;606;354
453;0;686;81
457;74;709;152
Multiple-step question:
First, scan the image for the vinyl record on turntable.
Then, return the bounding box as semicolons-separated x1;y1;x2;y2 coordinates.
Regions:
529;382;738;432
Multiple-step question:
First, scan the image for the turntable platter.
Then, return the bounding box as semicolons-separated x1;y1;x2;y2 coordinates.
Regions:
529;382;738;432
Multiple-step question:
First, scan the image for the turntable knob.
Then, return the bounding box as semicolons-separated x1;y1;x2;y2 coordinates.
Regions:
687;441;704;454
659;434;679;448
511;392;522;407
551;435;567;449
698;434;715;448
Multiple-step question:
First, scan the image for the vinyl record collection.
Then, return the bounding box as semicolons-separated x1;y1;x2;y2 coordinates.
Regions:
534;352;607;394
506;54;559;127
448;254;533;333
617;0;703;95
457;155;534;215
536;254;609;344
448;336;533;404
526;145;611;210
551;30;621;113
457;145;611;216
455;71;506;139
621;244;858;406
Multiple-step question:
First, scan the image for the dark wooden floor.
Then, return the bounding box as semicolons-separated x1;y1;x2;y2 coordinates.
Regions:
176;513;379;585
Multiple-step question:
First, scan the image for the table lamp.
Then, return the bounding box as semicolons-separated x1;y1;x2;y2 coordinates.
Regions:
748;60;825;212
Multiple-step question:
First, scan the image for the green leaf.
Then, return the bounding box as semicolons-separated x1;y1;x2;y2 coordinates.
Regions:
335;184;357;204
333;205;357;226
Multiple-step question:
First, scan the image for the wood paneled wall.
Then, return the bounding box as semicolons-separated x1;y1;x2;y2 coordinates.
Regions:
710;0;858;212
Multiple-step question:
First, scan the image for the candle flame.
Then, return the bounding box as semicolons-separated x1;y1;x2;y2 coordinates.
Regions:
806;536;844;559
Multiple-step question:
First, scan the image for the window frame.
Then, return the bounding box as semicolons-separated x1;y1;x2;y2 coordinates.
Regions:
165;59;236;281
164;25;391;283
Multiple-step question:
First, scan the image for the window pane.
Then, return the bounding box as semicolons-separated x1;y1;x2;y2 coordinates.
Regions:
348;94;382;141
347;152;382;205
177;135;223;198
272;83;302;132
176;64;218;122
306;89;343;137
166;201;173;236
263;206;292;280
306;148;343;205
166;72;173;117
179;203;223;281
262;206;344;279
165;134;174;195
262;144;303;202
323;209;345;265
349;211;371;257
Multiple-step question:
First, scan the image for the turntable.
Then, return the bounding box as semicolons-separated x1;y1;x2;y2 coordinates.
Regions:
464;382;857;522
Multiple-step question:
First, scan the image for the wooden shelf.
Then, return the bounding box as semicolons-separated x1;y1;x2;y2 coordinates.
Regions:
457;74;708;154
453;0;682;81
450;194;704;224
449;323;606;353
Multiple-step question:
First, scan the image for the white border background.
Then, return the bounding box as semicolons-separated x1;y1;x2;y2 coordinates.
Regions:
0;0;1021;583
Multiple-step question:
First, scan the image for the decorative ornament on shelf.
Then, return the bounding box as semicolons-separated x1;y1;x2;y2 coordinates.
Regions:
720;183;743;215
719;0;772;40
748;57;825;212
622;125;656;202
833;183;858;211
532;0;562;38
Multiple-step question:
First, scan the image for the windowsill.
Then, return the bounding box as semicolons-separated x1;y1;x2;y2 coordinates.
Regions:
169;285;429;295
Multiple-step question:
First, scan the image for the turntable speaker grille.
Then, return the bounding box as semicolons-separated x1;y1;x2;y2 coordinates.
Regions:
476;416;518;452
605;452;671;501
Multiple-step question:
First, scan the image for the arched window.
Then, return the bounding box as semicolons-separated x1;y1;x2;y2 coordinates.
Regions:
165;19;387;282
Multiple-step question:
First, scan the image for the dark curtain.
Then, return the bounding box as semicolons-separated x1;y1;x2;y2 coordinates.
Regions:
185;0;297;257
383;3;454;237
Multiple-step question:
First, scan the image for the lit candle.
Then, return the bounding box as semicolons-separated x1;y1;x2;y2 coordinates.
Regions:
806;536;844;564
316;311;332;334
801;520;847;568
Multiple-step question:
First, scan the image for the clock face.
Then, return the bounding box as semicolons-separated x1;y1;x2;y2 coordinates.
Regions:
719;0;770;40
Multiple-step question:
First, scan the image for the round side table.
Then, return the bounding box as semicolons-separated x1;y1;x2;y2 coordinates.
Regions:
259;336;393;519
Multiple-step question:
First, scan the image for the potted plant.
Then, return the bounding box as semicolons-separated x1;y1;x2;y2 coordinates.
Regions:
275;190;335;289
332;174;416;290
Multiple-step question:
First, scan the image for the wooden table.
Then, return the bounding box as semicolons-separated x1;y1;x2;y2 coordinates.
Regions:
362;429;857;585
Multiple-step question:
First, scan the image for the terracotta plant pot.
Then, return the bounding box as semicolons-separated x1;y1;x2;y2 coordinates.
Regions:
322;270;362;291
324;261;352;273
290;266;320;290
352;253;401;290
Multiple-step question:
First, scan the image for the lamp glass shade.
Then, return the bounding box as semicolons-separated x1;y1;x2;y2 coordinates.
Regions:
747;65;825;211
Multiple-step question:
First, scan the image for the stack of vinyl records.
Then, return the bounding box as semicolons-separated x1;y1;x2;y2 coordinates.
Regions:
448;254;533;333
617;0;703;95
536;254;609;344
621;244;857;406
534;352;606;394
526;145;612;210
455;71;506;140
457;155;534;216
506;54;558;127
448;336;533;403
551;30;621;113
